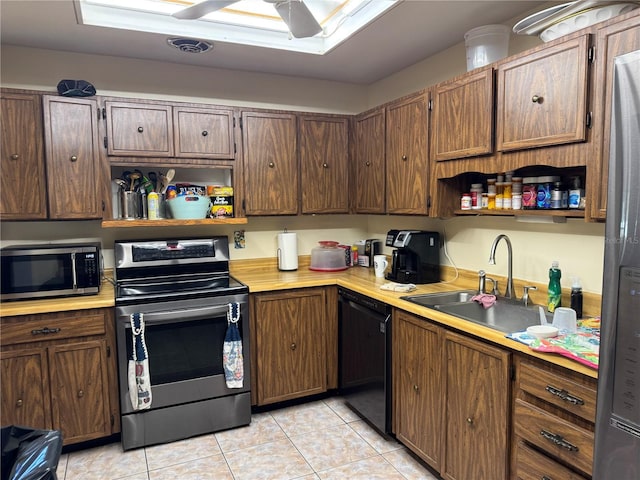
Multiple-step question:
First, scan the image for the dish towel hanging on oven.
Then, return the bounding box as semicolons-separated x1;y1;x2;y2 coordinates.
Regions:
128;313;152;410
223;302;244;388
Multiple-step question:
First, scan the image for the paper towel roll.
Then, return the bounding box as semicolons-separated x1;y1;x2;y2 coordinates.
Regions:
277;232;298;271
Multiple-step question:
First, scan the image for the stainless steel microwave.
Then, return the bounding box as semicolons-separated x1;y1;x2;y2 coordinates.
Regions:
1;243;101;301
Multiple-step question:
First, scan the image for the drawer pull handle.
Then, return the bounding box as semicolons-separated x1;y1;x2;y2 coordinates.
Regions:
540;429;579;452
290;343;297;351
137;126;144;133
77;390;84;398
31;327;61;336
542;477;552;480
545;385;585;406
202;130;208;137
16;399;23;407
413;384;419;393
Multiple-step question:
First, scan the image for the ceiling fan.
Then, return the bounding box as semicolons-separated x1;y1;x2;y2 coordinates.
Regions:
172;0;323;38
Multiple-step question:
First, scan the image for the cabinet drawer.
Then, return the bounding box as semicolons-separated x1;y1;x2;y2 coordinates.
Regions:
514;399;593;476
1;312;106;346
519;362;596;422
515;440;588;480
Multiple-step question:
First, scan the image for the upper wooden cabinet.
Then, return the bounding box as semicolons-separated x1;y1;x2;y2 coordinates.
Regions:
242;111;298;215
0;91;47;219
496;35;590;152
299;114;349;214
588;13;640;220
173;106;235;159
105;101;173;157
43;95;102;219
432;67;495;161
352;107;386;214
385;92;430;214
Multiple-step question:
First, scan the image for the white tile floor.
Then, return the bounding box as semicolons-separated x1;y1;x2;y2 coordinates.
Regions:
57;397;440;480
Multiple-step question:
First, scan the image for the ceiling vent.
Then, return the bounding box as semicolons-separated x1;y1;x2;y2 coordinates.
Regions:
167;37;214;53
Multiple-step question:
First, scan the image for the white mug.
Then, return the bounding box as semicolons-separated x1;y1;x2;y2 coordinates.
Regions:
552;307;578;333
374;255;388;278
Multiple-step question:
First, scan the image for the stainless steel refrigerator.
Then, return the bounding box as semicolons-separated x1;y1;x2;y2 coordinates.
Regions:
594;49;640;479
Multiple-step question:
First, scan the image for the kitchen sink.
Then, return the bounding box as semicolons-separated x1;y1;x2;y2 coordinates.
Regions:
401;290;553;334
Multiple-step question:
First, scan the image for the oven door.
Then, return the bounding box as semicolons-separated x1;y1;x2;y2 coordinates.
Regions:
115;292;250;416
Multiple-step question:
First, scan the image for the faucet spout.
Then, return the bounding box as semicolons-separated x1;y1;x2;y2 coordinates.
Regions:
488;234;515;299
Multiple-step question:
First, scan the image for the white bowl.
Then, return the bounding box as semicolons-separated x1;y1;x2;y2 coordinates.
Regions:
526;325;560;339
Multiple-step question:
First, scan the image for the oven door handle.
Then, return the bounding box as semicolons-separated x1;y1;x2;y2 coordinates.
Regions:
128;304;233;324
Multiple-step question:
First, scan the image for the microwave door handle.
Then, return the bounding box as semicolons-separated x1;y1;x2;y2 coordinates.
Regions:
71;252;78;290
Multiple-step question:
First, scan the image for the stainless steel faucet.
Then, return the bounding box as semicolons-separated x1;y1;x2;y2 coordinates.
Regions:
488;234;515;299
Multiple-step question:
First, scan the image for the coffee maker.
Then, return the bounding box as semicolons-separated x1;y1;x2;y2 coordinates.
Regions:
385;230;440;284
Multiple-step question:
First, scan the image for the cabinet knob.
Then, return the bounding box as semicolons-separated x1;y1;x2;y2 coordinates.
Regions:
401;155;407;161
268;162;275;168
466;417;474;424
10;154;19;160
16;399;23;407
531;95;543;104
413;384;419;392
77;390;84;398
137;126;144;133
290;342;297;350
322;163;328;168
365;161;371;167
70;155;78;162
202;130;208;137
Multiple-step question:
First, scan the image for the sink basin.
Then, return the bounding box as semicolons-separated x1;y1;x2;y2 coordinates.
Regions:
401;290;553;334
401;290;477;307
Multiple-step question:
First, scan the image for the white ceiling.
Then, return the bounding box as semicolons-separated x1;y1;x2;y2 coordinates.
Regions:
0;1;556;84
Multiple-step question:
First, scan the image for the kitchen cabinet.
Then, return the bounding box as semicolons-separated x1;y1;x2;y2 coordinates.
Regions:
299;114;349;214
43;95;103;219
512;355;596;479
352;107;386;213
241;110;298;215
588;12;640;221
251;287;330;405
385;91;430;214
0;90;47;219
496;35;590;152
442;330;510;480
393;310;444;471
105;100;174;157
431;67;494;161
0;308;119;445
173;105;235;159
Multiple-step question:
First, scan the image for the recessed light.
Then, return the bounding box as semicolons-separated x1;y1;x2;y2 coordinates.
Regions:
167;37;214;53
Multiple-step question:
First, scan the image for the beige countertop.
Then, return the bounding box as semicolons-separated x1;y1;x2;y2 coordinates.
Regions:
0;259;598;379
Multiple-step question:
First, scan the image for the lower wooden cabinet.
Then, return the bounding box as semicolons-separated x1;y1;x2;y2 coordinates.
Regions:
0;308;119;445
393;309;511;480
251;287;336;406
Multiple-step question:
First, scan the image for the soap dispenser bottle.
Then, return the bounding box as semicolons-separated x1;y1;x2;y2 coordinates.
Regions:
570;277;583;318
548;261;562;313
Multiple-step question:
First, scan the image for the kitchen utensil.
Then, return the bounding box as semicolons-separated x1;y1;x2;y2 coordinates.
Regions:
310;241;348;271
552;307;578;333
526;324;559;339
539;306;547;326
147;172;158;192
162;169;175;194
128;172;141;192
121;190;139;219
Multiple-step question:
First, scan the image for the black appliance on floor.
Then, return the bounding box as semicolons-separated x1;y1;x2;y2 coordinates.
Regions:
338;288;392;436
114;237;250;450
385;230;440;284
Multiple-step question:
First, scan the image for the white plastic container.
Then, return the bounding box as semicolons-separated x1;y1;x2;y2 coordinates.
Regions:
464;24;510;71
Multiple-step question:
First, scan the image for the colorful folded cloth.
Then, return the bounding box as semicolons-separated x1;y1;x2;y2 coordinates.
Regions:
471;293;496;309
128;313;152;410
380;282;417;293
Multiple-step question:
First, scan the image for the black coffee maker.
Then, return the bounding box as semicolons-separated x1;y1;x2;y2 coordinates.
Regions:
385;230;440;284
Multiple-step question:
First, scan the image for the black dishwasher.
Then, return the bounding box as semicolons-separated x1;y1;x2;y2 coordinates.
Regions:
338;287;392;435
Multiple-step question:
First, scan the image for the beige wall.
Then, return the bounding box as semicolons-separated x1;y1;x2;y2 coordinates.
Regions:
0;17;606;297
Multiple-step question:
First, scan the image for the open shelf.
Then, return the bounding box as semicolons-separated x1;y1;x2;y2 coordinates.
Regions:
101;218;247;228
454;209;584;218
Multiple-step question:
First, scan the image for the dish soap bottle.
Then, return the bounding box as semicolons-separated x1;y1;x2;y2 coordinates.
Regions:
548;261;562;313
571;277;583;318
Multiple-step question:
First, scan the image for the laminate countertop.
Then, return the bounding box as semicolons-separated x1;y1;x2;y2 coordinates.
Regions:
0;260;598;379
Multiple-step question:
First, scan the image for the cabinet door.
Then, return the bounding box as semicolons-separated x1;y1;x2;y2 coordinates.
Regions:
1;348;51;429
299;115;349;214
242;111;298;215
385;92;429;214
393;310;444;471
588;14;640;220
253;288;327;405
174;106;235;159
353;108;386;213
432;68;494;161
48;340;111;444
43;96;102;219
497;36;589;152
0;91;47;219
442;331;511;480
106;101;173;157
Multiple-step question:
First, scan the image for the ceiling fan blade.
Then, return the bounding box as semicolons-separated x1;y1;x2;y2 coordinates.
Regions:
273;1;322;38
172;0;239;20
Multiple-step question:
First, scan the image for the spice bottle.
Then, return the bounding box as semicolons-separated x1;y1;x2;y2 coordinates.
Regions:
570;277;583;318
548;260;562;313
461;193;472;210
522;177;537;209
470;183;483;210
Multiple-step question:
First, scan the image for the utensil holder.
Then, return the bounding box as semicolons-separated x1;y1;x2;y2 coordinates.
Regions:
121;191;140;219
